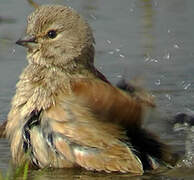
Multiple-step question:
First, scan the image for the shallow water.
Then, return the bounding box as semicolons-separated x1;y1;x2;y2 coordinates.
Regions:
0;0;194;179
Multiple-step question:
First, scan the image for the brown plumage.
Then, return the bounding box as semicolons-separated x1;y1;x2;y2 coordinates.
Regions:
0;120;6;138
5;5;177;174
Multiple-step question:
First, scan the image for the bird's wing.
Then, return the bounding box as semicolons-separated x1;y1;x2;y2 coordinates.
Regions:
41;101;143;174
34;78;152;173
69;78;152;127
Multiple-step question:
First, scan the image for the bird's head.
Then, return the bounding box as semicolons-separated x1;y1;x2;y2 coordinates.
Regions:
16;5;95;68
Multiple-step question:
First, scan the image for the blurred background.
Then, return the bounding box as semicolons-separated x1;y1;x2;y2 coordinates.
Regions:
0;0;194;179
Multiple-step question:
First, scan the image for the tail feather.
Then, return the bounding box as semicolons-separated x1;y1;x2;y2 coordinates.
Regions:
117;78;179;169
125;127;178;170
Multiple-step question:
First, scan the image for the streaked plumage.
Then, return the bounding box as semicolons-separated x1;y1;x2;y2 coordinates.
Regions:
0;120;6;138
5;5;177;174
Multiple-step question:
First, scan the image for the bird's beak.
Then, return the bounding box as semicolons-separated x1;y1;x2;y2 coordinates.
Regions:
16;35;37;48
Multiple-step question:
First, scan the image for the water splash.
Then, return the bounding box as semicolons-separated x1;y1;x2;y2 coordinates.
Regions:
12;48;16;55
163;52;170;60
180;127;194;167
144;54;159;63
165;94;171;101
184;83;191;90
174;44;180;49
181;81;192;90
150;58;158;63
108;51;114;55
119;54;125;58
116;74;122;78
155;79;161;86
106;40;112;44
90;14;97;20
115;48;120;52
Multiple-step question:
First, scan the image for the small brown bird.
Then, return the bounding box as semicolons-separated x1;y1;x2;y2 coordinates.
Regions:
5;5;176;174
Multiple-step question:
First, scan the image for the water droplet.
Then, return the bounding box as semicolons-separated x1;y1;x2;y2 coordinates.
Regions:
144;57;150;62
115;48;120;52
150;58;158;63
163;53;170;60
108;51;114;55
144;56;158;63
12;48;16;55
119;54;125;58
106;40;112;44
181;81;185;85
174;44;180;49
165;94;171;101
184;83;191;90
90;14;97;20
155;79;161;86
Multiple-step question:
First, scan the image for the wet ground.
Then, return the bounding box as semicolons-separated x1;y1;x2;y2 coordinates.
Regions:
0;0;194;179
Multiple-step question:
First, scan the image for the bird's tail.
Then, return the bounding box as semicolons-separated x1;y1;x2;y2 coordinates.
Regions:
126;127;179;170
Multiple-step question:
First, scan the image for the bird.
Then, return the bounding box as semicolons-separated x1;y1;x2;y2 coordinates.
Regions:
5;4;177;174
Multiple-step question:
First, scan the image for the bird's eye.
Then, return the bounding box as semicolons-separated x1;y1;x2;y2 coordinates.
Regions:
47;30;57;39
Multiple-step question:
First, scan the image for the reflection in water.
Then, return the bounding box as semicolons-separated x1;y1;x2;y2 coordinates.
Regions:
0;17;16;24
184;128;194;166
140;0;154;58
3;167;185;180
174;125;194;168
27;169;143;180
27;0;39;9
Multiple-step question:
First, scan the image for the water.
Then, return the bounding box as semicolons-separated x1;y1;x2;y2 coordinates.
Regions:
0;0;194;179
